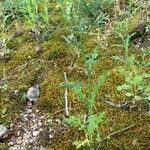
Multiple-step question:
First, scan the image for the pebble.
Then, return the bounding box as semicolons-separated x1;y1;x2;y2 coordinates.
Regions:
49;127;53;132
36;109;40;113
33;131;39;137
40;116;44;119
38;121;42;127
7;104;60;150
39;128;43;132
26;109;32;114
29;139;34;143
49;134;53;139
17;131;21;136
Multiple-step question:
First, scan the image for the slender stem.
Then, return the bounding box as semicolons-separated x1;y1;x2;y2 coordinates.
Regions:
64;72;69;116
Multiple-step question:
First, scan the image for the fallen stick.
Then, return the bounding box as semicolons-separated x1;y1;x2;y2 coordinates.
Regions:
64;72;69;116
105;100;129;108
96;124;135;150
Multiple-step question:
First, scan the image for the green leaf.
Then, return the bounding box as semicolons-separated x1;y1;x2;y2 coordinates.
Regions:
132;75;143;85
2;107;7;115
62;81;85;102
117;84;130;91
86;112;105;136
64;116;84;128
125;54;135;65
96;133;102;142
89;72;108;111
84;47;98;73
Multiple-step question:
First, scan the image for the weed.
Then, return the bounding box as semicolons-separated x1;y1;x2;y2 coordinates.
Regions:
21;0;50;41
59;0;112;32
62;47;108;149
1;0;50;41
117;67;150;105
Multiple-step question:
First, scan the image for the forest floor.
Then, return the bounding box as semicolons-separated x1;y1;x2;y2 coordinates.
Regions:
0;1;150;150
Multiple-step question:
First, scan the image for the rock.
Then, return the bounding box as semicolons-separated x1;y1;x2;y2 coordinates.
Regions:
32;131;39;137
49;127;53;132
35;44;43;54
40;116;44;119
26;109;32;114
27;84;40;103
35;109;40;113
17;131;21;136
29;139;34;143
26;101;33;109
49;134;53;139
38;122;42;127
14;89;19;96
0;124;7;138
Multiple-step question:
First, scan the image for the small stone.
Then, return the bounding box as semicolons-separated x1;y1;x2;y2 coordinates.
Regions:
38;122;42;127
39;128;43;132
26;109;32;113
35;44;43;54
0;124;7;138
36;109;40;113
29;139;34;143
40;116;44;119
33;131;39;137
17;131;21;136
14;89;19;96
49;134;53;139
49;127;53;132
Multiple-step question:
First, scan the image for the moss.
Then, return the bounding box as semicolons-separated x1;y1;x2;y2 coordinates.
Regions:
0;2;149;149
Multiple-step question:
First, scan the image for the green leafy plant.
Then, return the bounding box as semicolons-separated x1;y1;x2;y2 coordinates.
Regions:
22;0;50;41
62;47;107;149
58;0;112;32
1;0;50;41
117;67;150;104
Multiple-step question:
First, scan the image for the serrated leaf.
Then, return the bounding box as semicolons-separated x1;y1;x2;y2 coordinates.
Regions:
64;116;84;128
132;75;143;85
62;81;85;102
86;112;105;136
117;84;130;91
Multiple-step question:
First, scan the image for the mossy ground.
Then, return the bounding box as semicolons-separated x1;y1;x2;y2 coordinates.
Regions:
0;1;150;150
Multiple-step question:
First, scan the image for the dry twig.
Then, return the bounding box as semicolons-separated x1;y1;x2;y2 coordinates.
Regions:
96;124;135;150
64;72;69;116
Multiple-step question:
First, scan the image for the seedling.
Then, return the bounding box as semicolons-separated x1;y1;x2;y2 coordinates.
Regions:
62;47;107;149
